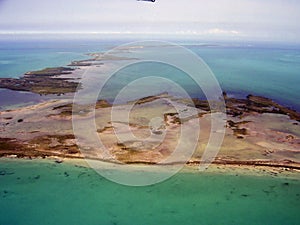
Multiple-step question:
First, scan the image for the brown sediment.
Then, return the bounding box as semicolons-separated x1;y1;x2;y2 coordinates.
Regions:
0;89;299;172
246;95;300;121
163;113;182;124
132;92;169;105
29;134;80;154
1;147;300;171
226;120;250;138
52;103;73;110
68;58;103;67
112;148;163;164
95;99;112;109
0;138;27;151
116;158;300;171
48;102;97;118
0;135;82;159
226;94;300;121
233;127;248;136
227;120;251;128
136;95;162;105
47;105;73;118
192;92;300;122
190;159;300;170
192;99;211;111
1;135;300;171
97;126;114;133
24;67;74;76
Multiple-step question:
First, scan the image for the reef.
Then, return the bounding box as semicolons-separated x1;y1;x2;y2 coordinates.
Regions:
193;92;300;122
0;67;79;95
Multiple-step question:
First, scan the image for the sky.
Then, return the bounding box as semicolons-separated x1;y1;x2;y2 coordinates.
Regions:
0;0;299;42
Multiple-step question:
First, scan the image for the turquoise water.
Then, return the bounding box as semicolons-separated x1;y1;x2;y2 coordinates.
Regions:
0;40;118;78
98;44;300;111
0;159;299;225
195;45;300;111
0;40;120;109
1;40;300;224
1;40;299;110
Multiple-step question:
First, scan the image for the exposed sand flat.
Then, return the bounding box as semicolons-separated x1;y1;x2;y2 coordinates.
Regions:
0;93;299;173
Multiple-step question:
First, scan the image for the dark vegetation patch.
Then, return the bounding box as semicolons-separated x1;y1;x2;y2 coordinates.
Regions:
0;67;79;95
164;113;182;124
30;134;80;155
192;92;300;122
95;99;112;109
0;138;25;151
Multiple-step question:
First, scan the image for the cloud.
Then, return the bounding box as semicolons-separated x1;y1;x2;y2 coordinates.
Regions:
0;29;241;36
0;0;299;42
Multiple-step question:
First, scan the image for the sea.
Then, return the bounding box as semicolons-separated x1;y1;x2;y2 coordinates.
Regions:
0;39;300;224
0;39;300;110
0;159;299;225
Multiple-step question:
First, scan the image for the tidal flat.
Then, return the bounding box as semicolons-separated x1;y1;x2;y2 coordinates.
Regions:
0;91;299;170
0;48;300;171
0;41;300;224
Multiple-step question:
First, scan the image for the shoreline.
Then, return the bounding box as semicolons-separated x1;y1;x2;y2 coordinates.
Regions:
1;95;299;171
0;51;299;177
1;156;299;180
3;153;300;171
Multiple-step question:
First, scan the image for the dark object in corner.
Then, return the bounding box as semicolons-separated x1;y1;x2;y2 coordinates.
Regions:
137;0;155;2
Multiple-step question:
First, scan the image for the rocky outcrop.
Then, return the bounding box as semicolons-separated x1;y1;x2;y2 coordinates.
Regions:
0;67;79;95
192;92;300;122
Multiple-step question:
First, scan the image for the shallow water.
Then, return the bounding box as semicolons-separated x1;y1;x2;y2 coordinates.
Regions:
1;40;300;224
0;89;53;110
0;159;299;225
1;40;299;110
0;40;117;78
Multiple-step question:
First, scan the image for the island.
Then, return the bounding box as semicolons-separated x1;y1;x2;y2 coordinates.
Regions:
0;54;299;175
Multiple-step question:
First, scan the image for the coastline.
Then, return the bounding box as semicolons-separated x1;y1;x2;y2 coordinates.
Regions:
1;157;299;180
1;95;299;166
0;51;299;178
